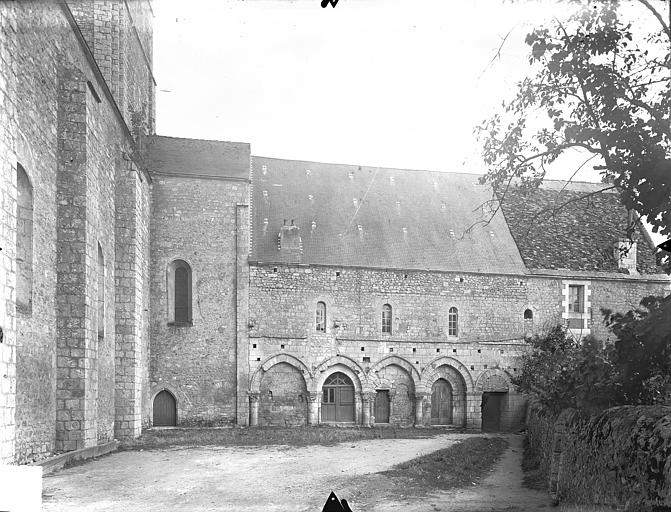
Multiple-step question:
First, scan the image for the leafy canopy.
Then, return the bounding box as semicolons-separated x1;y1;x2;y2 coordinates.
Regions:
514;295;671;413
476;0;670;265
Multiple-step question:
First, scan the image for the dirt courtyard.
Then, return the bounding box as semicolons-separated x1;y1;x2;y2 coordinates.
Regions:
43;433;557;512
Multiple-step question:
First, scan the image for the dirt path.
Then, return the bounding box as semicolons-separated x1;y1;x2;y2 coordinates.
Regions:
42;433;555;512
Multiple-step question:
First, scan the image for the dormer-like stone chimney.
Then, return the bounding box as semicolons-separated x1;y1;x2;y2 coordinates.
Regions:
278;219;302;262
614;238;637;274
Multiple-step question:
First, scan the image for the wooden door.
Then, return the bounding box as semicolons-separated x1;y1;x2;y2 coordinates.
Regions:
481;392;504;432
153;390;176;426
374;390;390;423
430;379;452;425
321;372;355;423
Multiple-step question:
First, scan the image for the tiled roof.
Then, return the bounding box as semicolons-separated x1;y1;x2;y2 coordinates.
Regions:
147;135;250;179
500;181;663;274
250;157;527;274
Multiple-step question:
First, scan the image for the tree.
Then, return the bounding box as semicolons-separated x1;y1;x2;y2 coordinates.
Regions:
475;0;671;271
603;294;671;405
512;325;618;414
514;295;671;413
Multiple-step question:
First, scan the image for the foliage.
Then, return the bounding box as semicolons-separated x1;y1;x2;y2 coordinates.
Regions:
516;295;671;413
603;294;671;405
476;0;671;269
512;325;617;414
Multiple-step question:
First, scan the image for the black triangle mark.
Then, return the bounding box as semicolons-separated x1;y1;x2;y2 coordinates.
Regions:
322;491;345;512
657;239;671;253
321;0;340;7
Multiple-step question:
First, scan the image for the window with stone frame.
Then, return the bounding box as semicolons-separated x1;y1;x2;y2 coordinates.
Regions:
448;307;458;336
167;259;192;326
382;304;392;334
568;285;584;313
563;281;591;334
316;301;326;332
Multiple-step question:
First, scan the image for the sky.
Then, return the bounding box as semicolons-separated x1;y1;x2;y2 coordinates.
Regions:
152;0;668;243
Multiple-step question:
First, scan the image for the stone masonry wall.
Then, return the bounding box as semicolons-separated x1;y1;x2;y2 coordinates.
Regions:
0;2;18;464
248;265;533;429
69;0;155;137
0;1;151;462
246;264;668;429
114;162;151;440
150;175;249;426
258;362;308;427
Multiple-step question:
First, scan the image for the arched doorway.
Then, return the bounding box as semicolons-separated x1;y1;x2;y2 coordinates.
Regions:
431;379;453;425
153;390;177;426
321;372;355;423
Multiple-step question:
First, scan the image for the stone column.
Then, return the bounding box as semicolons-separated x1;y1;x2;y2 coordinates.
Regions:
361;392;372;427
308;392;320;426
414;393;426;426
249;393;260;427
355;392;362;424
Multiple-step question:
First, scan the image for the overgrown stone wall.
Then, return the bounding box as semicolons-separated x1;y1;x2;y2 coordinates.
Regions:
527;402;671;510
149;175;249;426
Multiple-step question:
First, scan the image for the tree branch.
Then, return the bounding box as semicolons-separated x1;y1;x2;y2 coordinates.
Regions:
637;0;671;42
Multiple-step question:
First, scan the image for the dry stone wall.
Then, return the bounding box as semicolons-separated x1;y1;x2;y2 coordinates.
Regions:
527;402;671;511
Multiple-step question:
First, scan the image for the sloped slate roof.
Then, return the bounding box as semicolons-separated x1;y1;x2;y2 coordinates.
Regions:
500;181;662;274
251;157;527;274
147;135;250;179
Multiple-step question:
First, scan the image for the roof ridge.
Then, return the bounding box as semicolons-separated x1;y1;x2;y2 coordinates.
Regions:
150;134;250;146
252;155;485;177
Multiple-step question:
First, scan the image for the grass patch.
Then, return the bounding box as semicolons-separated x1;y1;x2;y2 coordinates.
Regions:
121;426;461;450
381;436;508;492
520;435;546;491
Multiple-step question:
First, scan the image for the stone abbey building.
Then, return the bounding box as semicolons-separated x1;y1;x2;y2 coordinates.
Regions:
1;1;669;465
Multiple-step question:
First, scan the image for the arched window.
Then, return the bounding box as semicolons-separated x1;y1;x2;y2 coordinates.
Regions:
98;243;105;338
16;163;33;314
316;301;326;332
167;259;192;325
382;304;392;334
524;308;534;335
448;307;458;336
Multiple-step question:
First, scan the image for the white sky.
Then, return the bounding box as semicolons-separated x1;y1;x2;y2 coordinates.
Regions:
152;0;668;243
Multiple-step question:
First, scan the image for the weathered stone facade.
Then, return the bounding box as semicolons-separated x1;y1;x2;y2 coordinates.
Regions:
0;1;153;464
1;0;670;466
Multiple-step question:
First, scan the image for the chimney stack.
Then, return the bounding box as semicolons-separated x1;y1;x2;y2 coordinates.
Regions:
614;239;637;274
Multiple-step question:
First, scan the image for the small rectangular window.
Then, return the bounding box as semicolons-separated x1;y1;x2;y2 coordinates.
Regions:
568;285;584;313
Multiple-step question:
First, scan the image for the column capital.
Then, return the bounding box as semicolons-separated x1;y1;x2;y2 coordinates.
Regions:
248;392;260;402
308;391;320;403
